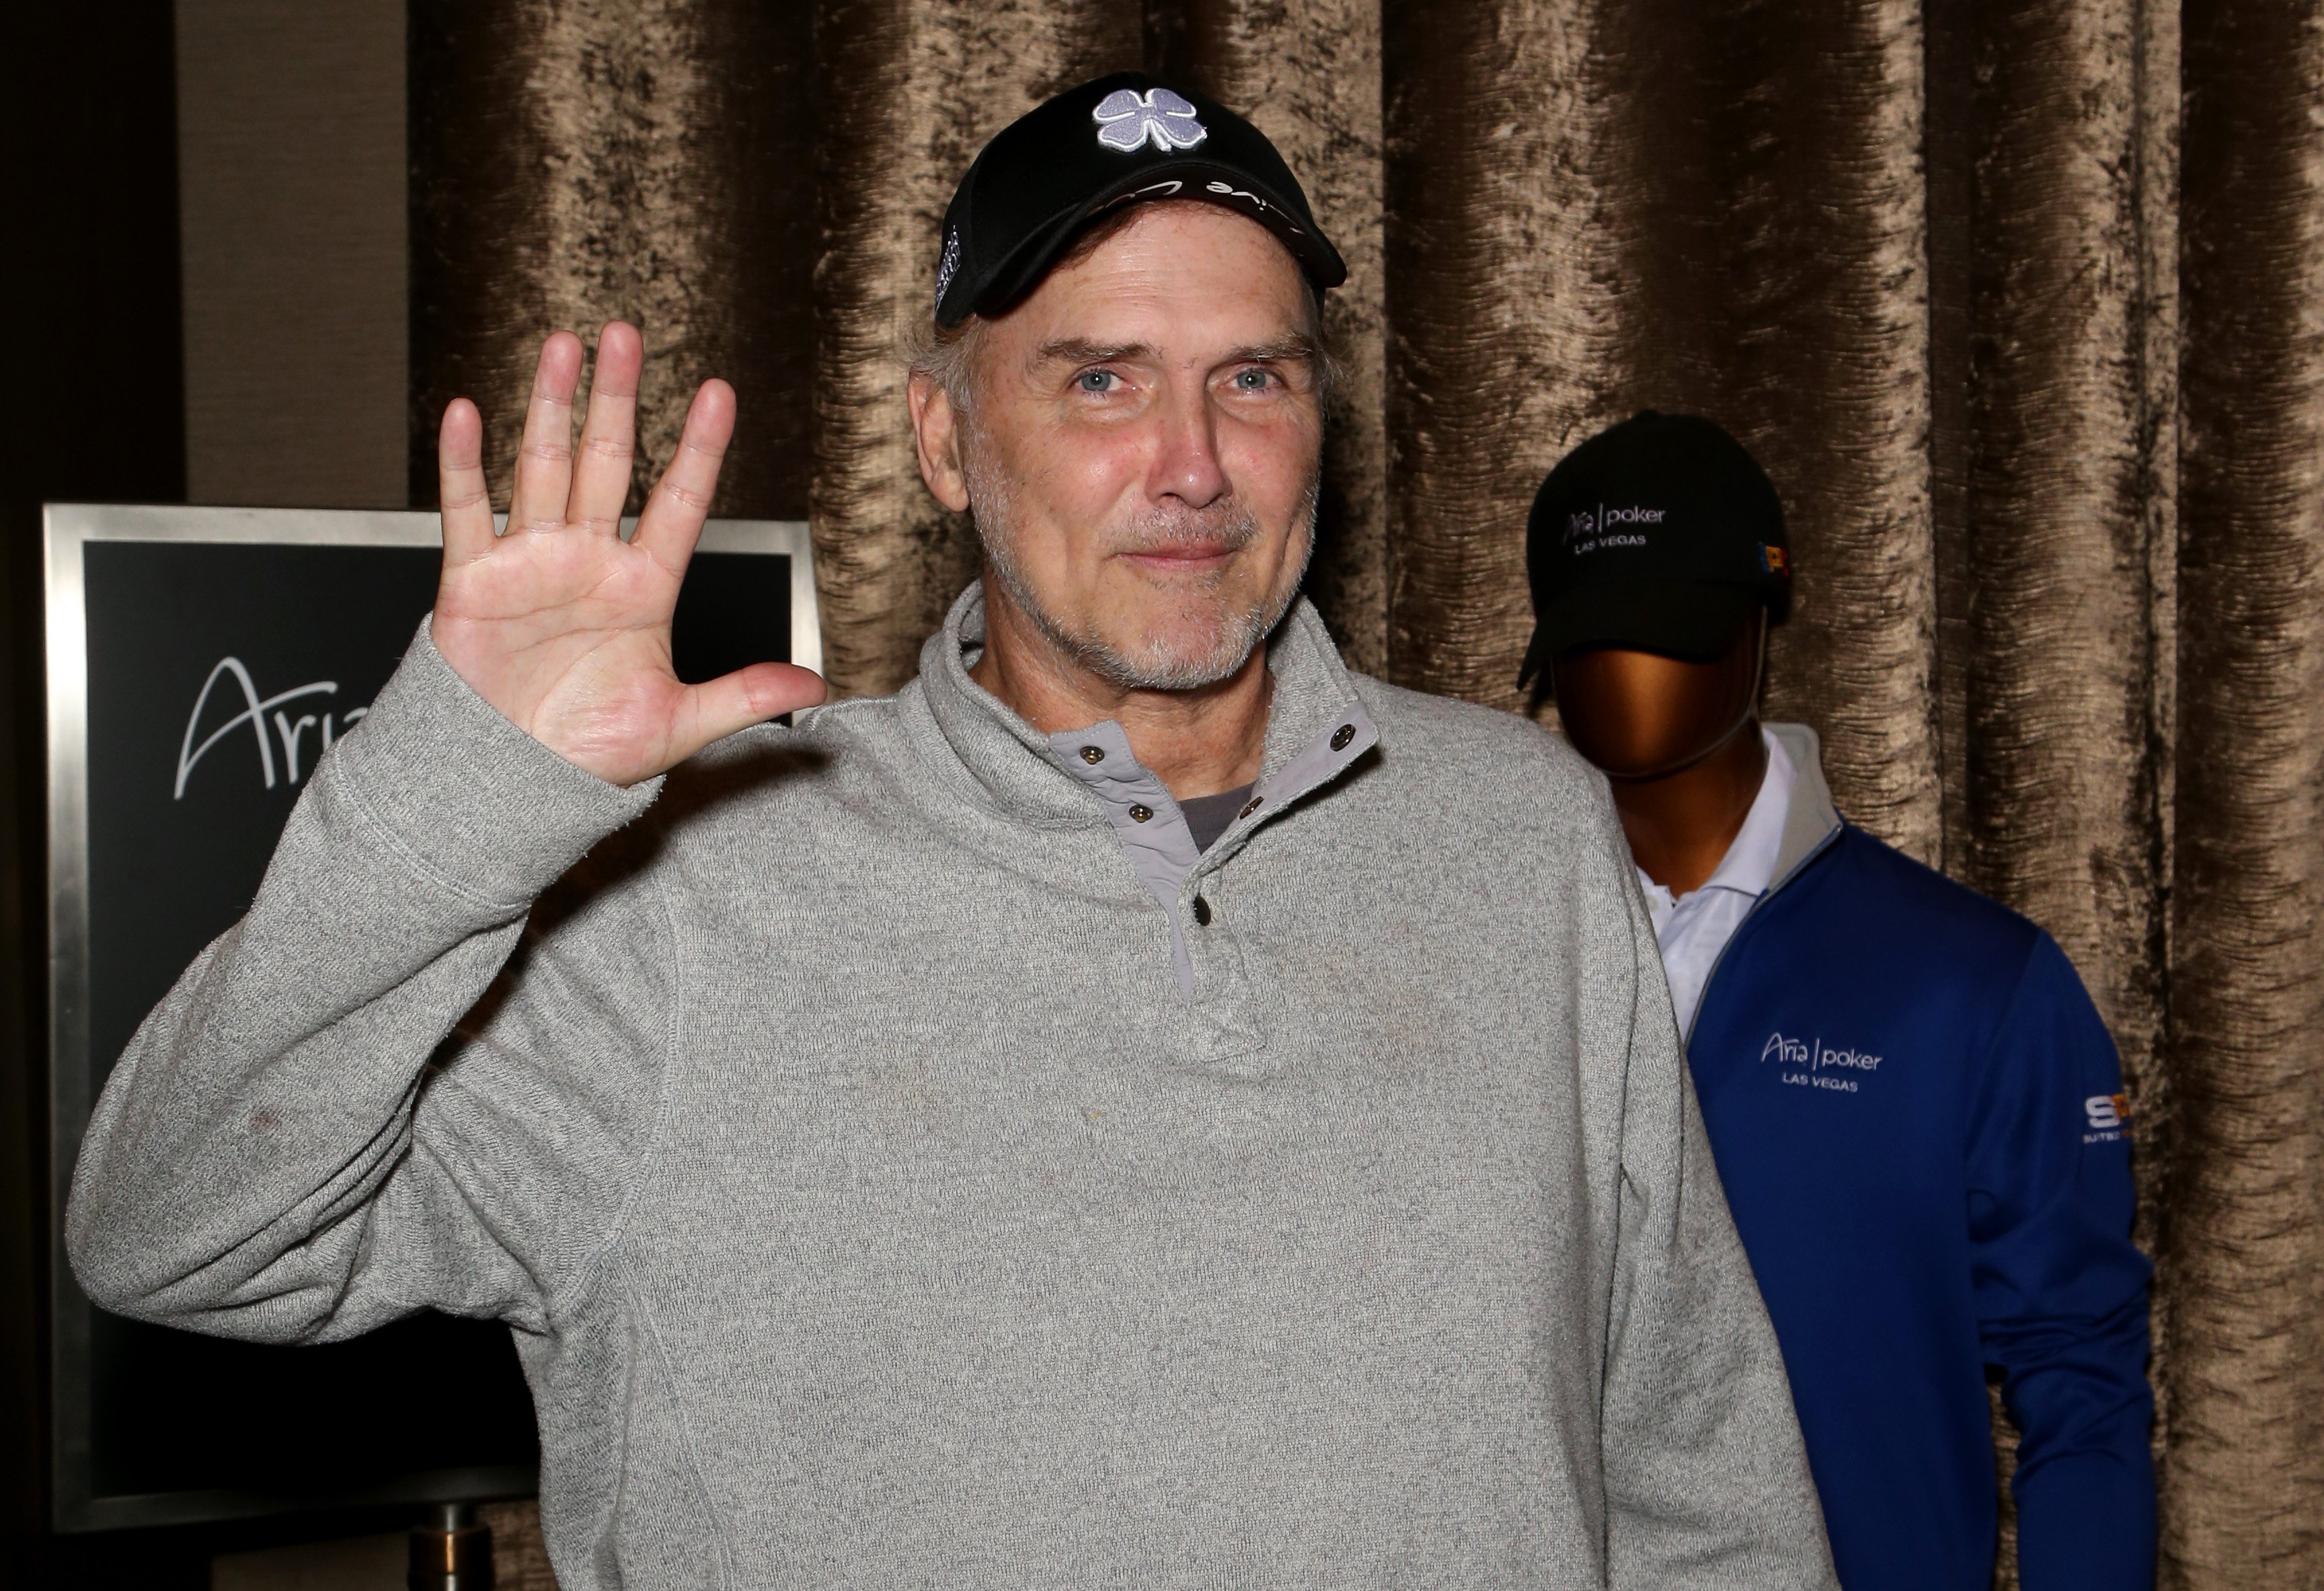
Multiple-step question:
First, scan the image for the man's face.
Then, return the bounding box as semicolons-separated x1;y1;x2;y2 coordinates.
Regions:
913;202;1325;692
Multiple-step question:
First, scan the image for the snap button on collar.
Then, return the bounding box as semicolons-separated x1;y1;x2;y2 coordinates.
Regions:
1239;796;1263;818
1330;724;1356;751
1079;745;1106;765
1129;804;1153;823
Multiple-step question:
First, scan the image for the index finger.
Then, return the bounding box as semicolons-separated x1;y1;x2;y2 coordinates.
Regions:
436;398;496;564
631;379;736;575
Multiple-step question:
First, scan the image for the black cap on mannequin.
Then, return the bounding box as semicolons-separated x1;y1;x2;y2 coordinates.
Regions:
1524;414;1787;896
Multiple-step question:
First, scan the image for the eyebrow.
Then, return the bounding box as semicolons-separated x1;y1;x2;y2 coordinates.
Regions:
1030;334;1323;368
1032;338;1155;367
1227;334;1324;366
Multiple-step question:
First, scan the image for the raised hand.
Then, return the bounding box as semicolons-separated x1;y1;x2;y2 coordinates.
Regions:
430;323;825;787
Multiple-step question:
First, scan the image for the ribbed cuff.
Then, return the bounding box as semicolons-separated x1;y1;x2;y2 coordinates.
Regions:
325;618;663;908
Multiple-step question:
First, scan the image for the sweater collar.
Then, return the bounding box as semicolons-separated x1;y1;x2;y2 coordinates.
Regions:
915;581;1376;825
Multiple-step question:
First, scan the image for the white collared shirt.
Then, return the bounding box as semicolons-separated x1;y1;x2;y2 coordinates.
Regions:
1637;728;1796;1040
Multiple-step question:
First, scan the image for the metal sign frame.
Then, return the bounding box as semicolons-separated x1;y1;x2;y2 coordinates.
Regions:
42;503;818;1530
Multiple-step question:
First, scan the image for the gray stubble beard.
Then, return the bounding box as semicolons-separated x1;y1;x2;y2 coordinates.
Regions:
964;434;1319;693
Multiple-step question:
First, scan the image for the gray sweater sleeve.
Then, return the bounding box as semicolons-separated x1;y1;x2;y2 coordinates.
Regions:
65;622;669;1341
1590;792;1841;1588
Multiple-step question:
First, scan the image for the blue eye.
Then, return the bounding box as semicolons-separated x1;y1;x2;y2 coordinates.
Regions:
1234;368;1274;391
1077;370;1116;393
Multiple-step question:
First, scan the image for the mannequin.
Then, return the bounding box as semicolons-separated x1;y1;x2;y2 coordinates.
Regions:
1519;410;2154;1591
1551;611;1766;896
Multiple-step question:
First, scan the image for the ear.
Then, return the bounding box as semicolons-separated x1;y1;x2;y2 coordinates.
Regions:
908;373;972;513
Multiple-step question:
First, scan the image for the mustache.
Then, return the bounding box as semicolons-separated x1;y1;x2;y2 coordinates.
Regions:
1105;500;1263;555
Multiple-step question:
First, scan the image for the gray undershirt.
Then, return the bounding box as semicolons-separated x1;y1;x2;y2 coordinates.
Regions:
1179;783;1257;852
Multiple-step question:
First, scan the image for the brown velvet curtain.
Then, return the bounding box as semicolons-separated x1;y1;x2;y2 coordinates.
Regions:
408;2;2321;1585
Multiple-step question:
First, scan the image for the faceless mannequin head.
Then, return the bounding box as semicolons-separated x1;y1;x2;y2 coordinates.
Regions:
1520;410;1787;892
1551;609;1766;781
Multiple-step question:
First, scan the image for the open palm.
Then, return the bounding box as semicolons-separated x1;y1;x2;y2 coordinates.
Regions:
431;323;824;786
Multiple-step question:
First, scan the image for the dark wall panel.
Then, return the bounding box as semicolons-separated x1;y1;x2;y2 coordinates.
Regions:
177;0;408;509
0;0;187;1573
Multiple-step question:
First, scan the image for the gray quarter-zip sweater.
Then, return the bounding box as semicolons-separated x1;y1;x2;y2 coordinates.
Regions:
68;584;1836;1590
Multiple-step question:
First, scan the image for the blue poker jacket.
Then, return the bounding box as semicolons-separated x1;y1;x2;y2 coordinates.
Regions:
1686;724;2156;1591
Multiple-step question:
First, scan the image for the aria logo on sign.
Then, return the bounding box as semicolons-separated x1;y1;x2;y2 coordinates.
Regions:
174;656;368;798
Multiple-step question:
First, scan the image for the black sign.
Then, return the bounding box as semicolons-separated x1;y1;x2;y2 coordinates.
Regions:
56;527;795;1528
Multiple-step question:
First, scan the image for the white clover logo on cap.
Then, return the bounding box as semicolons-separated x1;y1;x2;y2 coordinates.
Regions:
1091;87;1207;154
933;227;962;313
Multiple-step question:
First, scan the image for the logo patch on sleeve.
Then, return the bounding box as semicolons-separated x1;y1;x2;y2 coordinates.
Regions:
2084;1092;2131;1142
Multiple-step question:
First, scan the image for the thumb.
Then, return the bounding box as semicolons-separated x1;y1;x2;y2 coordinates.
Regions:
667;662;829;765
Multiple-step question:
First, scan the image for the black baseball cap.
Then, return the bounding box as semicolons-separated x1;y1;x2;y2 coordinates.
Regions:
934;72;1348;329
1518;412;1792;689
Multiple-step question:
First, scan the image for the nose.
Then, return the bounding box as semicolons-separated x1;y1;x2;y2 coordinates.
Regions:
1147;377;1229;510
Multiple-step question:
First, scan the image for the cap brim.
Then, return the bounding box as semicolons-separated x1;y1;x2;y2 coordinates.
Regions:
959;159;1348;325
1518;581;1760;689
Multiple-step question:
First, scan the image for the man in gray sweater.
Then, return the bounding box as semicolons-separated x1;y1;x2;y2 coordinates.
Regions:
68;75;1835;1588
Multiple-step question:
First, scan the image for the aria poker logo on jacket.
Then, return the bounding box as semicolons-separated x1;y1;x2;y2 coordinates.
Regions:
1760;1030;1884;1095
